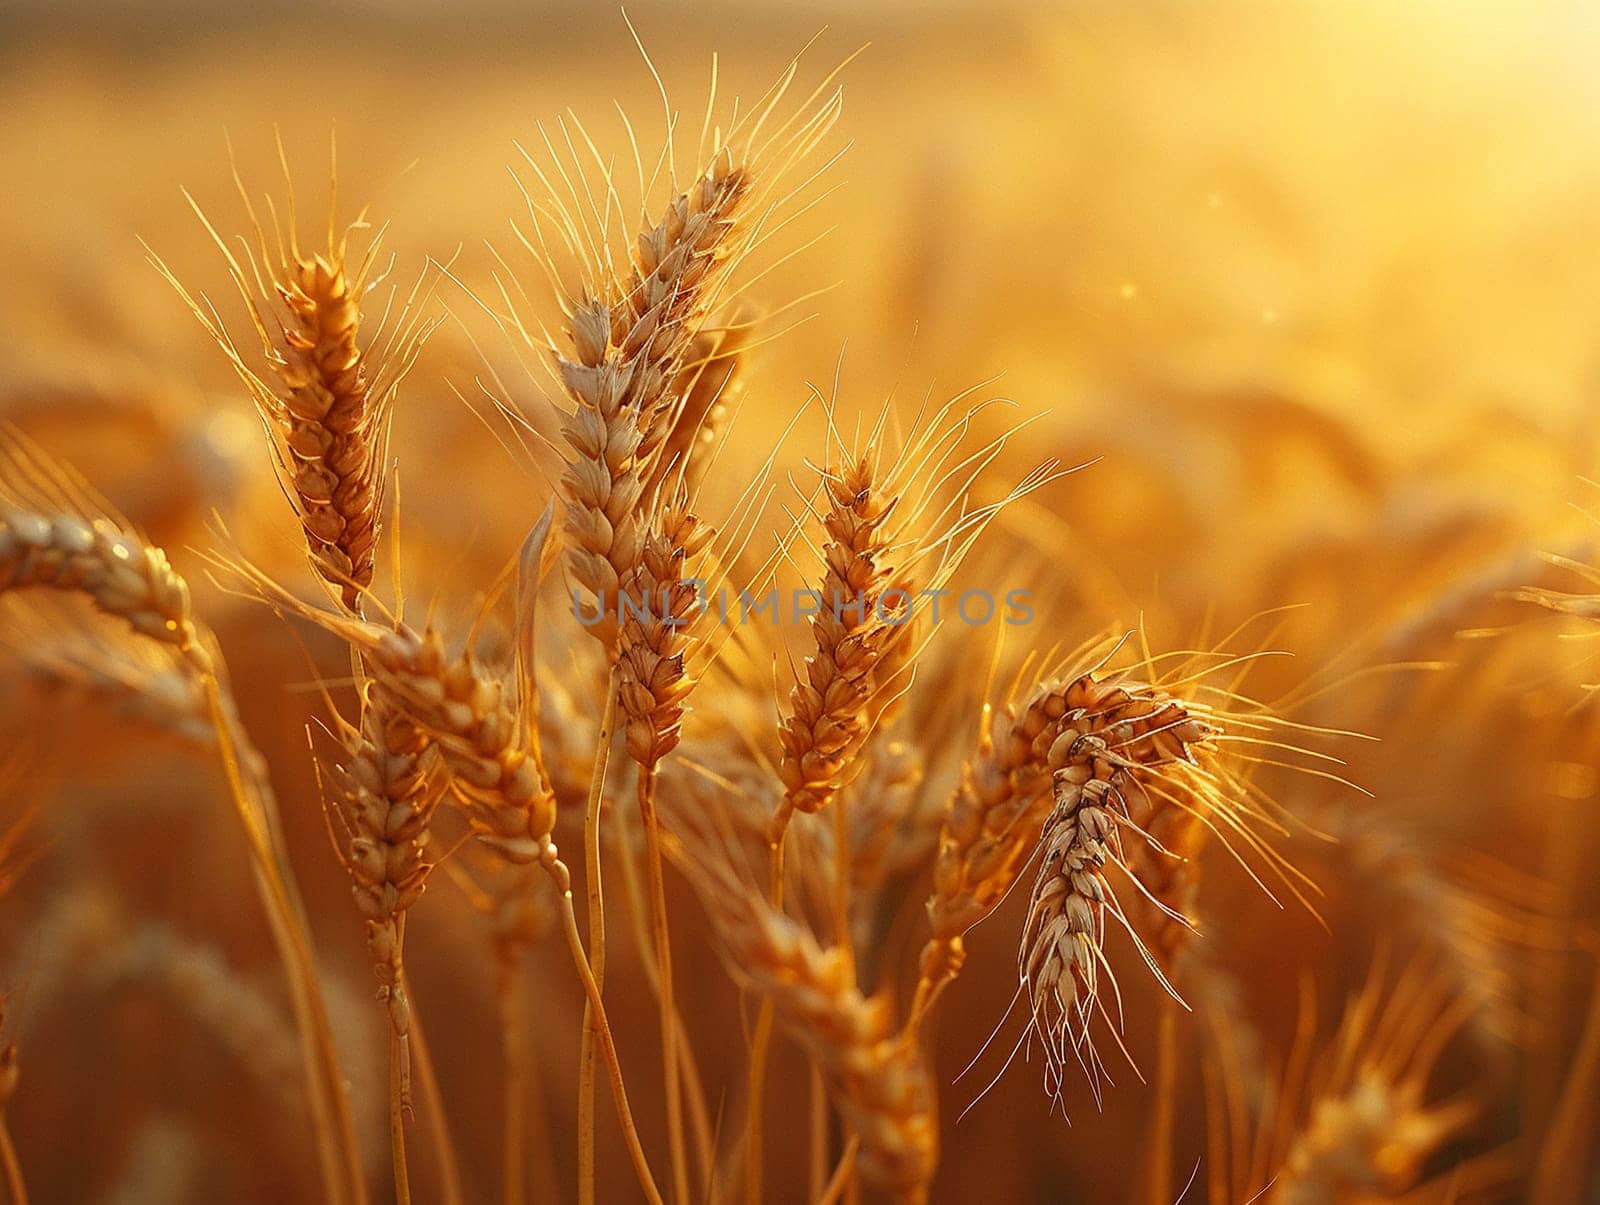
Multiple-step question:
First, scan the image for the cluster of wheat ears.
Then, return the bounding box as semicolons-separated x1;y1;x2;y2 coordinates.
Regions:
1;41;1597;1205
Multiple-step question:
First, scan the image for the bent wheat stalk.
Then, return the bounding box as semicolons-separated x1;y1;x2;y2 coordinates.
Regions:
0;434;364;1205
158;154;446;1200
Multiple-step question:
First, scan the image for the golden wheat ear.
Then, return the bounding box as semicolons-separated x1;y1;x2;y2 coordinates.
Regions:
0;425;199;652
148;139;438;615
470;50;844;649
1;595;213;743
664;807;939;1202
1227;955;1507;1203
772;388;1070;839
911;628;1339;1115
204;532;561;869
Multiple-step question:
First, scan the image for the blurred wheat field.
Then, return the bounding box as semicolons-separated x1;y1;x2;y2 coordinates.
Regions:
2;1;1599;1202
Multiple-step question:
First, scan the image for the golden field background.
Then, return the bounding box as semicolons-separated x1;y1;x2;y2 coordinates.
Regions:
2;1;1600;1201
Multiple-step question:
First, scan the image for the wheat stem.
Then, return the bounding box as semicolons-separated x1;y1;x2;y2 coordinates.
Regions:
1533;957;1600;1200
389;1027;412;1205
578;672;618;1205
744;830;789;1205
499;944;528;1205
831;802;854;971
554;874;663;1205
808;1061;828;1198
817;1137;859;1205
614;826;716;1192
197;664;367;1205
406;993;465;1205
0;1115;24;1205
1147;1002;1180;1204
637;769;690;1205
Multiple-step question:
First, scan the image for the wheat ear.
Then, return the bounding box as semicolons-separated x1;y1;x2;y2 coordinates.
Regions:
751;453;908;1179
559;148;750;649
161;151;454;1200
1015;677;1211;1105
324;681;440;1116
1;600;213;744
774;455;905;831
682;845;939;1203
1243;961;1481;1204
151;157;431;612
217;580;561;870
913;668;1223;1030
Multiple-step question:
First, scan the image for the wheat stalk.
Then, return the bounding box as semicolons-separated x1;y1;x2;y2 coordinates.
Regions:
551;142;754;1205
0;431;365;1205
486;59;847;1201
212;550;664;1202
615;488;713;1204
0;995;22;1205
